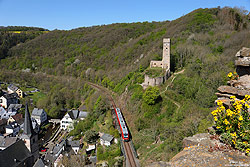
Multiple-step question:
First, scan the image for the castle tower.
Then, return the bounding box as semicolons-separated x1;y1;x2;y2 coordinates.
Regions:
20;103;39;161
162;38;170;70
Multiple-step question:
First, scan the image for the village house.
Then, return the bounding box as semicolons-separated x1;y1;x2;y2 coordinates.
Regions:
0;93;18;109
7;84;23;98
31;108;47;125
60;109;89;131
68;140;81;154
8;113;23;125
0;106;17;120
86;144;96;154
52;140;66;158
5;122;20;136
100;133;114;146
60;112;74;131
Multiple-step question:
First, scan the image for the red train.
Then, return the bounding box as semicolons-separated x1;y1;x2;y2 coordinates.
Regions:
114;108;129;141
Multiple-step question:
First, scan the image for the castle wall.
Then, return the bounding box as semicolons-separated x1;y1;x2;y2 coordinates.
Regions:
150;61;163;68
142;69;170;88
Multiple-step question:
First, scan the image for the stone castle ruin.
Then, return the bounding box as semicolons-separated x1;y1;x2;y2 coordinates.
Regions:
150;38;171;70
142;38;171;88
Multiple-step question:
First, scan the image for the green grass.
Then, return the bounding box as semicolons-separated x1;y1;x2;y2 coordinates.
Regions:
28;91;47;104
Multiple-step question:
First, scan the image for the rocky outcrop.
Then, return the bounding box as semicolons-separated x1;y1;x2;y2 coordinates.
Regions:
146;133;250;167
217;85;250;97
170;133;250;167
235;47;250;76
216;47;250;105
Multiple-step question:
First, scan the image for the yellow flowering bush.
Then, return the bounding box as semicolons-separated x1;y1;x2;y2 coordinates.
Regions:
227;72;239;80
212;95;250;154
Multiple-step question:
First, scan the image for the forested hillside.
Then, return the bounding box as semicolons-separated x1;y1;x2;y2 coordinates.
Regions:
0;26;48;60
0;7;250;165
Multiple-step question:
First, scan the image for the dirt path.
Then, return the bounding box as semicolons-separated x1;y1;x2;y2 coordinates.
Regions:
160;69;185;112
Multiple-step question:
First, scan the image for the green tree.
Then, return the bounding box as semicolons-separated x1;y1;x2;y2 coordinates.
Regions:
94;96;109;114
143;86;160;105
84;130;98;144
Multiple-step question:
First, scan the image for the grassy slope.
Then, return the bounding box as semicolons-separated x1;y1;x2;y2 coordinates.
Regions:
0;7;250;165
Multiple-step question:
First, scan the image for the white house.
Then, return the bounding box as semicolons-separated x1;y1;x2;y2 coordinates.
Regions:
31;108;47;125
5;122;20;136
86;144;96;154
60;113;74;131
0;94;18;109
100;133;114;146
60;110;89;131
71;140;81;154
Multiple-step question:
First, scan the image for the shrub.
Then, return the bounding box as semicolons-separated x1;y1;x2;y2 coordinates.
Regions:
143;86;160;105
227;72;239;80
212;95;250;154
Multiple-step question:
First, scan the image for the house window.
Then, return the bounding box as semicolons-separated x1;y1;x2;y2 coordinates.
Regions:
0;99;2;103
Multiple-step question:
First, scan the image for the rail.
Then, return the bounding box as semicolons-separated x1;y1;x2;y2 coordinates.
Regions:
87;82;139;167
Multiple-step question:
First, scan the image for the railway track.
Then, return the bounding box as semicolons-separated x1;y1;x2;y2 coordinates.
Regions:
87;82;138;167
124;141;137;167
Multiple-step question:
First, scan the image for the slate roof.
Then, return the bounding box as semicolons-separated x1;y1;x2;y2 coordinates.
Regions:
0;107;6;118
0;136;18;149
8;104;22;111
69;110;79;119
67;110;89;120
33;158;45;167
2;93;18;99
32;108;45;116
78;111;89;119
100;133;114;142
0;140;33;167
0;107;16;119
70;140;80;147
52;140;65;155
7;84;18;92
